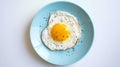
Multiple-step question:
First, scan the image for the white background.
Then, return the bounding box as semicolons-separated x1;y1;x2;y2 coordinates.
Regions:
0;0;120;67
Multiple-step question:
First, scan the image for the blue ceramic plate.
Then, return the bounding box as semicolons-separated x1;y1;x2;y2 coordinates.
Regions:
30;1;94;65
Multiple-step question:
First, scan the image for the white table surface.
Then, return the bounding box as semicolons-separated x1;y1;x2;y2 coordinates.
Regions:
0;0;120;67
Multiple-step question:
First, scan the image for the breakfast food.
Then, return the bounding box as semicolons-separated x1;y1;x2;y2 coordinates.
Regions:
41;11;81;50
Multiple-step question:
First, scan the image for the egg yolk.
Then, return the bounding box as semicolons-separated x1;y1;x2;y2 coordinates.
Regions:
51;23;70;42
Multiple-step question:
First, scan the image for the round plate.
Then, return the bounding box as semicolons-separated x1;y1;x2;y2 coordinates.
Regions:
30;1;94;65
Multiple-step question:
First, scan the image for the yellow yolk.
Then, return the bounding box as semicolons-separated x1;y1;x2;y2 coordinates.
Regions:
51;23;70;42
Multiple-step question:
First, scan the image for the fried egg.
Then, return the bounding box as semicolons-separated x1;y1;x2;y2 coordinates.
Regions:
41;11;81;50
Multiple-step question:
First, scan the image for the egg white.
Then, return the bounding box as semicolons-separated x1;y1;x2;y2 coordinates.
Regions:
42;11;81;50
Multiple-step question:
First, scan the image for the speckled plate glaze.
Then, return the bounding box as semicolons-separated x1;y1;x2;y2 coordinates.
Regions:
30;1;94;65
